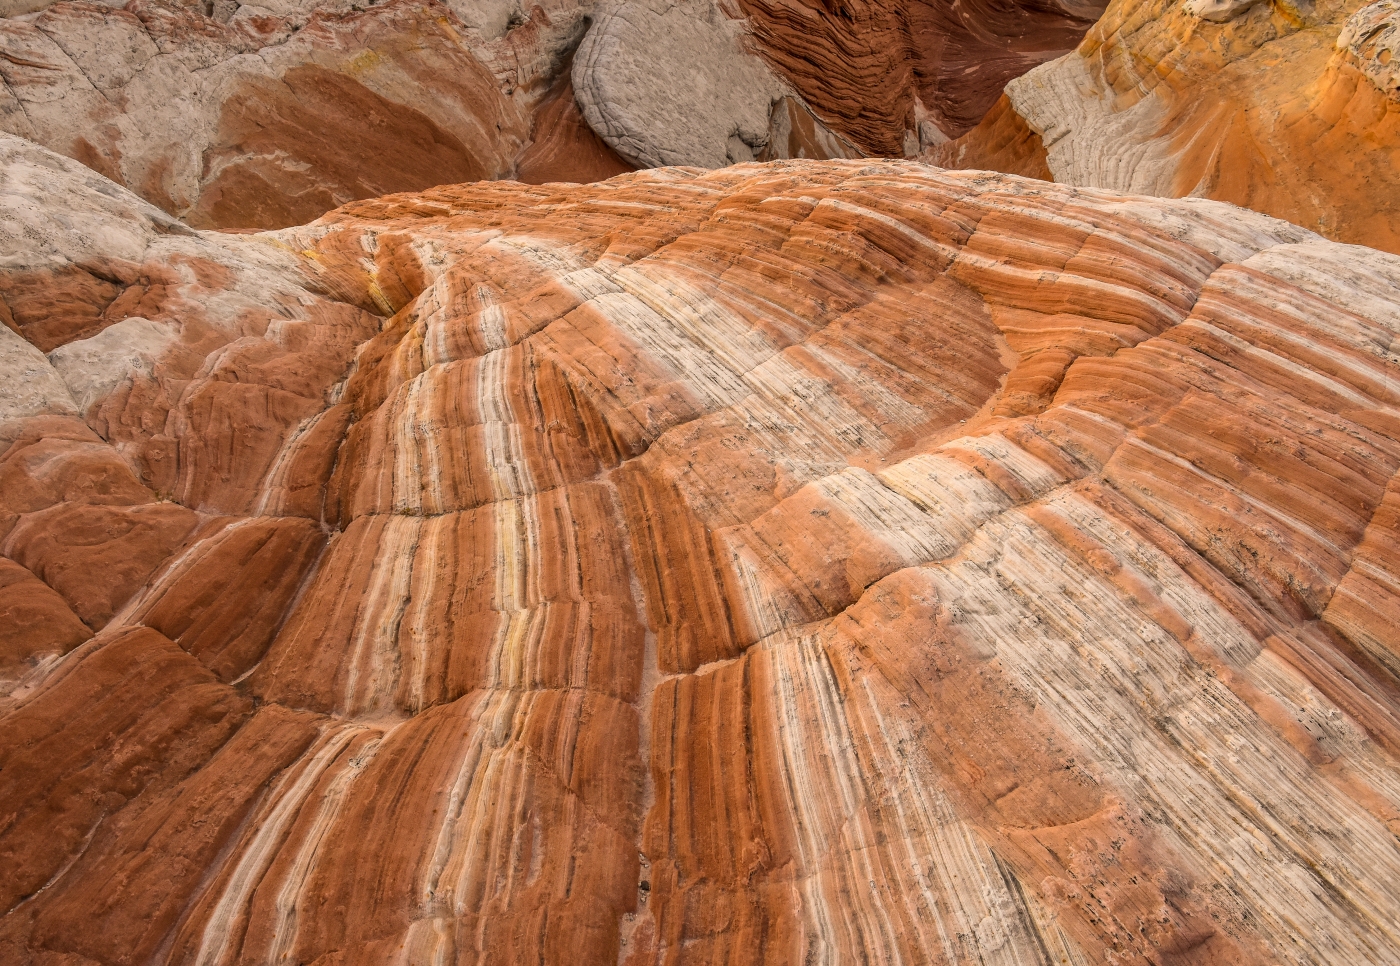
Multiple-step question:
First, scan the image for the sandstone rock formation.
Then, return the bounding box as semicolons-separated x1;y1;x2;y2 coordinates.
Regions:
0;0;626;230
4;131;1400;963
735;0;1108;154
569;0;862;169
0;0;1119;231
932;0;1400;254
571;0;785;168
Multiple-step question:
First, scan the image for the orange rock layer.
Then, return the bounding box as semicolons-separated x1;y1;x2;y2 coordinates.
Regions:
934;0;1400;254
5;144;1400;965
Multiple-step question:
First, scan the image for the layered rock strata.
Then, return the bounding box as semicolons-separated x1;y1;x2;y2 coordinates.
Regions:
734;0;1108;153
934;0;1400;254
5;134;1400;964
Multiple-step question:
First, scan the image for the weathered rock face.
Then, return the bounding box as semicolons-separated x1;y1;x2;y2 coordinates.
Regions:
572;0;787;168
6;133;1400;964
735;0;1108;153
0;0;1113;231
0;0;624;230
933;0;1400;254
568;0;864;170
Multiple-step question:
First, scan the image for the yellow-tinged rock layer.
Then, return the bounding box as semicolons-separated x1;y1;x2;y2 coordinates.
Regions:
5;141;1400;965
934;0;1400;255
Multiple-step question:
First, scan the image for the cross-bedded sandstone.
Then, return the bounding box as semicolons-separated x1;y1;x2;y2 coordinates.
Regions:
3;135;1400;964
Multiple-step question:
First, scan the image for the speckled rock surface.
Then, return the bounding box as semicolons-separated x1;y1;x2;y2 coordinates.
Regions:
5;136;1400;964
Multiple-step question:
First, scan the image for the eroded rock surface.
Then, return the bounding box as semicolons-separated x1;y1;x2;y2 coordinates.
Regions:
5;136;1400;964
0;0;1115;229
0;0;620;230
736;0;1108;153
933;0;1400;254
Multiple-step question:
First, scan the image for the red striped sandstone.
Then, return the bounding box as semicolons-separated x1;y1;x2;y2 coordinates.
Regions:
735;0;1106;153
4;134;1400;963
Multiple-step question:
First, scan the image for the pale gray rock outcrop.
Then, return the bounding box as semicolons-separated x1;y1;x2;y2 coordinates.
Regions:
48;317;178;415
1338;0;1400;98
1183;0;1268;22
0;326;77;424
571;0;787;168
0;131;189;275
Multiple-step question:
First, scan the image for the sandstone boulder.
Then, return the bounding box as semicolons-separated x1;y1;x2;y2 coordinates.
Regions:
571;0;858;168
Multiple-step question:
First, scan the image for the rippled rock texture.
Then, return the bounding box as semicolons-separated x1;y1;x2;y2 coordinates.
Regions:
736;0;1107;153
933;0;1400;254
6;132;1400;964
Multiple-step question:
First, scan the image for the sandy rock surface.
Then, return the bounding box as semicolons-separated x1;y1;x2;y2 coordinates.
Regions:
3;134;1400;964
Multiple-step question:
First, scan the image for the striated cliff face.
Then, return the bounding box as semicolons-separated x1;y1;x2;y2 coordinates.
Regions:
931;0;1400;254
734;0;1106;153
4;133;1400;964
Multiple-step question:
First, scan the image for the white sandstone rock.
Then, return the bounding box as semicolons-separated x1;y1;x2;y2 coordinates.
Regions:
1184;0;1268;23
0;326;77;424
48;317;178;414
1337;0;1400;99
1004;53;1182;195
572;0;787;168
0;132;185;273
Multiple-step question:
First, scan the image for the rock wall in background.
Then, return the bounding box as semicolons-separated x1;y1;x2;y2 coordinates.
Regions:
0;0;1115;230
5;133;1400;965
930;0;1400;254
0;0;628;229
734;0;1106;153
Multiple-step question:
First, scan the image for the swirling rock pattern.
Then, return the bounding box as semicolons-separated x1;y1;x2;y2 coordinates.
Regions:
934;0;1400;254
5;134;1400;964
734;0;1107;154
